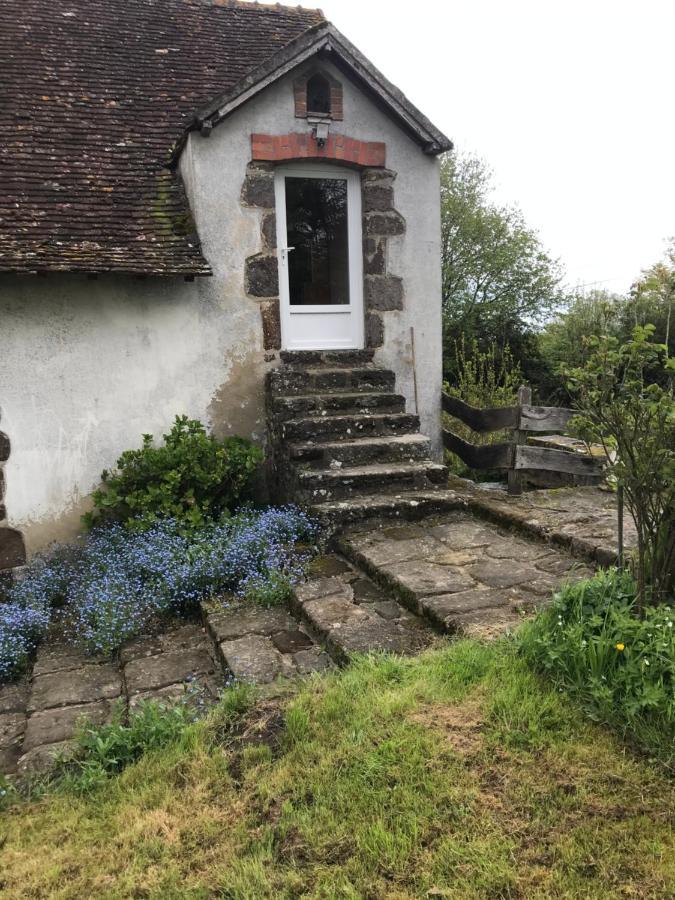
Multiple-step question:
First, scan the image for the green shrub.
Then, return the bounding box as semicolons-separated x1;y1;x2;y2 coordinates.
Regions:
520;569;675;765
566;326;674;606
56;698;198;794
443;337;522;478
84;415;263;531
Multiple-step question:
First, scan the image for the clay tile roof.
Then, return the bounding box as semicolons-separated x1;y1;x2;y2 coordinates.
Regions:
0;0;324;276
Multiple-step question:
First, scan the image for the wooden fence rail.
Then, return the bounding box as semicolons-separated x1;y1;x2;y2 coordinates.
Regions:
441;385;605;494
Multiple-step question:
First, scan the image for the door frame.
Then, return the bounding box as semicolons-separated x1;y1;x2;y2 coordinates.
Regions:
274;164;364;351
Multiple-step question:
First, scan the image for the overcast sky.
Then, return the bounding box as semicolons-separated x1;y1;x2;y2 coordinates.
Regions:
315;0;675;294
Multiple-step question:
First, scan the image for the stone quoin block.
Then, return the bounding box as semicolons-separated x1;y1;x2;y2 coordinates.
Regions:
365;312;384;348
363;237;386;276
362;183;394;213
245;253;279;298
365;275;404;311
0;527;26;570
240;165;275;208
365;210;406;237
261;212;277;249
261;299;282;350
363;167;396;187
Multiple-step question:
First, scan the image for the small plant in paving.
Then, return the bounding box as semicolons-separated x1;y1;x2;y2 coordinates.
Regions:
84;415;263;532
566;325;675;607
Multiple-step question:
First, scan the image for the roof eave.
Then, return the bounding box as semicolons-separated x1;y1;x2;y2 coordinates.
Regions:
172;22;452;164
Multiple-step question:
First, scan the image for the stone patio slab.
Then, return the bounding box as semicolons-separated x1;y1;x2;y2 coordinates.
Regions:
0;680;28;714
302;596;371;633
271;630;314;654
205;605;295;641
385;559;476;600
467;561;541;590
293;647;335;675
352;533;444;567
31;646;94;678
124;648;216;695
219;634;287;684
295;577;353;605
16;740;76;776
28;664;122;712
0;711;26;772
119;623;210;664
23;700;113;751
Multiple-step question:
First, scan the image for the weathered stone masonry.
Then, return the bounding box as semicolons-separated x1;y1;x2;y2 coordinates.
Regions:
242;137;406;352
0;409;26;573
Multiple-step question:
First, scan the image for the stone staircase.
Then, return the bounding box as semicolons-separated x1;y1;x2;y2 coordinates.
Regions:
267;350;456;524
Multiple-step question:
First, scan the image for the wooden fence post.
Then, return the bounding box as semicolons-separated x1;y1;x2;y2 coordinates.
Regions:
507;385;532;495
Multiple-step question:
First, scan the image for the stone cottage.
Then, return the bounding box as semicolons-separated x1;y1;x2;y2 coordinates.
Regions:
0;0;452;568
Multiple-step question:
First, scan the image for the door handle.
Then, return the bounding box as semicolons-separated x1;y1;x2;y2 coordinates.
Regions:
279;246;295;261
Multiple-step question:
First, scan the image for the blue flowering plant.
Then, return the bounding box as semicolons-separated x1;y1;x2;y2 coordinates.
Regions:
0;506;318;680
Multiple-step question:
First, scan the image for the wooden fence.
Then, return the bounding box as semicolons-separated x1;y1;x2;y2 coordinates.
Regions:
441;385;605;494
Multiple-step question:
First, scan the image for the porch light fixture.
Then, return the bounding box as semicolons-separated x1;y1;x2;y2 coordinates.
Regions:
311;119;330;147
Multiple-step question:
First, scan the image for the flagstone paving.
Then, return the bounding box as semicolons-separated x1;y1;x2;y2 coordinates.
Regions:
338;511;595;642
1;506;599;777
450;480;634;567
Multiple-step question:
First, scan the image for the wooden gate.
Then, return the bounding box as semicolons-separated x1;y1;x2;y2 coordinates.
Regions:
441;385;605;494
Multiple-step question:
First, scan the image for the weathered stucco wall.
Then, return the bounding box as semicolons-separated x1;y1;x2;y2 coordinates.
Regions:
1;57;442;554
0;274;268;552
181;59;443;448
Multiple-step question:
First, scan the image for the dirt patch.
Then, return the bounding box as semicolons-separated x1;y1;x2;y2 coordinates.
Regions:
410;696;484;755
224;699;287;784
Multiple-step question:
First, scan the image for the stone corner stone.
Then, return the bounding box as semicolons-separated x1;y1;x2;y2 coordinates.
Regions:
245;253;279;298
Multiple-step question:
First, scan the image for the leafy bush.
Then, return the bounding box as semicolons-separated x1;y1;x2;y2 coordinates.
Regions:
56;699;198;794
1;507;317;673
443;337;522;478
84;415;263;531
566;326;674;606
520;570;675;765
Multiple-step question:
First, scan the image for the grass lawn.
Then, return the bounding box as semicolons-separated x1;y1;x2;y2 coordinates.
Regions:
2;639;674;899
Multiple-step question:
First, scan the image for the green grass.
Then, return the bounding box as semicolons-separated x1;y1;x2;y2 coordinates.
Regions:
2;640;675;898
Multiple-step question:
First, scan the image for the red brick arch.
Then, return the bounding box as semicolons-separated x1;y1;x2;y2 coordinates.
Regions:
251;133;385;168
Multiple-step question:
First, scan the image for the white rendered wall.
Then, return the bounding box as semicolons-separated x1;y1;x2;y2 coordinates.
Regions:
1;60;442;553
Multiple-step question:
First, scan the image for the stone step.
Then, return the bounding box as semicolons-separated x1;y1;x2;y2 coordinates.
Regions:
279;349;375;367
268;365;396;397
281;412;420;443
272;392;405;422
288;433;432;468
296;461;448;503
290;556;435;664
309;489;464;532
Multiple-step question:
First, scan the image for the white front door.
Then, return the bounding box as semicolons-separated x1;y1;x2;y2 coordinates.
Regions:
274;165;364;350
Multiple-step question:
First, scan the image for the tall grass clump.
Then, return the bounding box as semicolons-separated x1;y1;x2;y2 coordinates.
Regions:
520;569;675;765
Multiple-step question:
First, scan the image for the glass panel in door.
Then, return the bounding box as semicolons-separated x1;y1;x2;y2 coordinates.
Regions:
284;176;349;306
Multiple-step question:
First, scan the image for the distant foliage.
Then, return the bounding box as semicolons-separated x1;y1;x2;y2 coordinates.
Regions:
520;570;675;766
1;507;317;674
440;150;565;385
443;338;521;478
84;416;263;532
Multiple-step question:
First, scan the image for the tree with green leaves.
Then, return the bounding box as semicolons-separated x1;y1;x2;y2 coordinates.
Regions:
441;151;566;385
566;327;675;609
624;237;674;359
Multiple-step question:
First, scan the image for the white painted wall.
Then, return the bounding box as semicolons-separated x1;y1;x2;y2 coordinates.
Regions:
182;59;443;447
1;58;442;553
